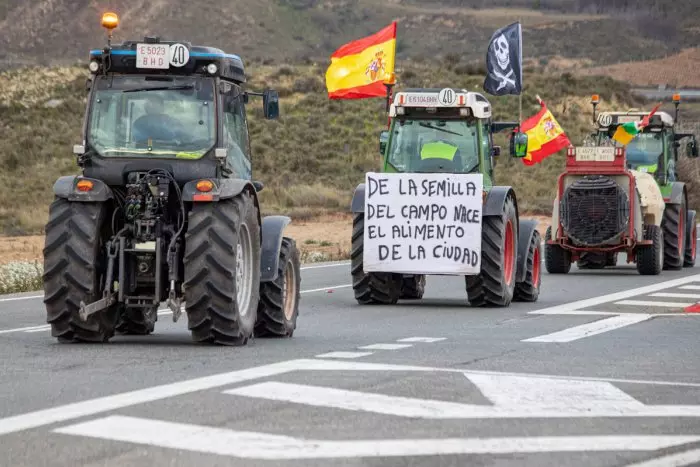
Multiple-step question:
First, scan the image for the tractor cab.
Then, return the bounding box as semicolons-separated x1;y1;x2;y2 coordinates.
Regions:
589;94;699;186
377;88;525;187
76;12;280;186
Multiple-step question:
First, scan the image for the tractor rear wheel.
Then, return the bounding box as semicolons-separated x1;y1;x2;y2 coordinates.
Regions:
255;237;301;338
350;212;401;305
514;228;541;302
637;224;663;275
183;191;261;346
684;210;696;267
544;226;571;274
43;198;118;343
465;196;518;307
400;275;425;300
115;306;157;335
661;199;685;270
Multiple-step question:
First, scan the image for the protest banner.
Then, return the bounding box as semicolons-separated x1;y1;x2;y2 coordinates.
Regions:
363;172;483;275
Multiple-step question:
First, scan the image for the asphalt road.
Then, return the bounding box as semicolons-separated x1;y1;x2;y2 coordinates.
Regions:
2;240;700;466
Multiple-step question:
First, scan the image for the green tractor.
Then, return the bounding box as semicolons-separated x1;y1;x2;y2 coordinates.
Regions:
349;88;541;306
587;94;699;270
41;12;302;345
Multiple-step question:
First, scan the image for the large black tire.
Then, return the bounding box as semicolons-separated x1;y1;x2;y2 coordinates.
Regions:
183;191;261;346
350;212;401;305
43;198;118;343
514;228;541;302
544;226;572;274
115;306;157;335
400;275;425;300
466;196;518;307
255;237;301;338
661;199;686;270
684;210;696;267
637;224;663;275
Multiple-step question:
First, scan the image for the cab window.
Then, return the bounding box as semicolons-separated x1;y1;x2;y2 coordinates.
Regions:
222;87;251;179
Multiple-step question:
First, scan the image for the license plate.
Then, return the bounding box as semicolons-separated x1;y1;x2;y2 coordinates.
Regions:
136;43;170;69
575;147;615;162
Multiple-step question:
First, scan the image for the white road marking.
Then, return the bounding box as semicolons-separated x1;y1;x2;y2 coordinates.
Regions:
300;261;349;270
358;343;413;350
24;326;51;333
650;292;700;299
300;284;352;294
0;294;42;303
396;337;447;343
225;375;700;419
615;300;693;308
624;448;700;467
523;315;652;343
529;274;700;315
314;351;373;359
531;309;622;316
0;324;50;335
0;284;353;335
53;415;700;459
679;285;700;290
4;358;700;438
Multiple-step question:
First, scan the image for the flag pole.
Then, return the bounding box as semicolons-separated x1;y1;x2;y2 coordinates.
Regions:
518;19;523;125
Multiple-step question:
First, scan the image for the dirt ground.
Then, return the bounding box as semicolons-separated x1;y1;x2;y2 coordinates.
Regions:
0;214;550;265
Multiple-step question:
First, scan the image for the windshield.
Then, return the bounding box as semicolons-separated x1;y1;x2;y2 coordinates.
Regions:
386;118;480;173
595;129;663;167
87;75;216;159
625;131;663;167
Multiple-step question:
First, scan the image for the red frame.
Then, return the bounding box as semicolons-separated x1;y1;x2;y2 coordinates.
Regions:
548;146;652;263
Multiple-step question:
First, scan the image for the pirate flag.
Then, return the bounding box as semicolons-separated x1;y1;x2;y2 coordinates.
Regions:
483;22;522;96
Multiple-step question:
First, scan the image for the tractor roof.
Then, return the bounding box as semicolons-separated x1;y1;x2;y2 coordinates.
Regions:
389;88;492;119
596;110;674;129
88;38;246;83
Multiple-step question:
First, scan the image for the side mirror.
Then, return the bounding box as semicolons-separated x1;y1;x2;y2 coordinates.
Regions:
379;130;389;155
262;89;279;120
492;145;501;157
510;132;528;158
253;180;264;192
688;140;699;158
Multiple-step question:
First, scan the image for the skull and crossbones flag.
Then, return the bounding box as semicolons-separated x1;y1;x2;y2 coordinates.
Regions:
483;22;522;96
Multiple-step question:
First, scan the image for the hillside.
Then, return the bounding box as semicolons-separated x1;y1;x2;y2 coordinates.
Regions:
0;0;697;70
580;48;700;88
4;57;694;236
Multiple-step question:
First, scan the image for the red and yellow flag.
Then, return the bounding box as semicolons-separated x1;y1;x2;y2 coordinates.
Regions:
325;22;397;99
519;98;571;165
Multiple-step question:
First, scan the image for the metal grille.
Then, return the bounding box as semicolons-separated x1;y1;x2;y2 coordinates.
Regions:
560;175;630;246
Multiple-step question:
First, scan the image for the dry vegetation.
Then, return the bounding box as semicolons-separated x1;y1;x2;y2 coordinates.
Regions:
0;58;662;235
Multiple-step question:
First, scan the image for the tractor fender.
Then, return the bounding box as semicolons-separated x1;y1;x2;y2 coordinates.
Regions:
350;183;366;213
53;175;114;202
483;186;518;218
260;215;292;282
515;218;539;283
181;178;255;202
666;181;687;205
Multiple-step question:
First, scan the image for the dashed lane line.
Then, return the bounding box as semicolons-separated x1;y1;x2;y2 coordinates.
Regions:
314;352;374;359
614;300;694;308
522;314;653;343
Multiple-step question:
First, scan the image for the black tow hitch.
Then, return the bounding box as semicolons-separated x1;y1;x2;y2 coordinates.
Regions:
79;236;120;321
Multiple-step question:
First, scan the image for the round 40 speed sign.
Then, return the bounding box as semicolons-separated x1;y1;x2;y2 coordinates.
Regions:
169;43;190;68
438;88;457;106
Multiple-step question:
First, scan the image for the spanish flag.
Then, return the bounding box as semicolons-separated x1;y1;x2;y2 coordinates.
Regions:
519;97;571;166
325;22;397;99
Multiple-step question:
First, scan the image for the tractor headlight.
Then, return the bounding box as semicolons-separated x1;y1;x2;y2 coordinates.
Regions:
206;63;218;75
88;60;100;73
